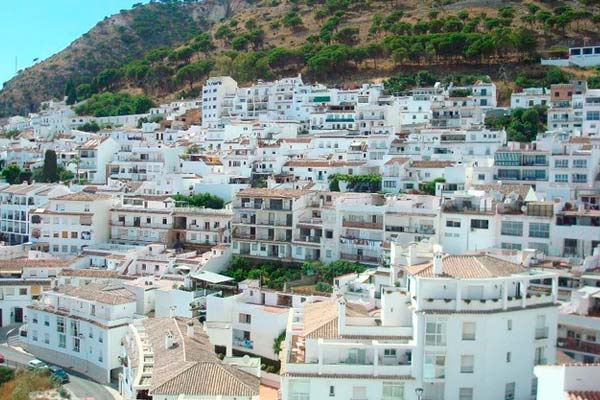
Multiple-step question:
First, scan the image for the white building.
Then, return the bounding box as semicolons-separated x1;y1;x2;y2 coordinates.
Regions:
25;282;138;383
534;363;600;400
280;246;559;400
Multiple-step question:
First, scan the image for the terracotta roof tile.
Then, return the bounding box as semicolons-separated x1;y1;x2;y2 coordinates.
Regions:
567;392;600;400
406;254;525;279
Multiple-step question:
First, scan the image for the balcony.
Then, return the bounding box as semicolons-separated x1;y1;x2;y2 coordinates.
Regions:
340;253;380;264
342;220;383;230
233;338;254;350
558;337;600;355
232;232;256;240
294;236;322;244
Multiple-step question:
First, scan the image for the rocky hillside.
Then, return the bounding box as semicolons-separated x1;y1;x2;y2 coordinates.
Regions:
0;0;243;116
2;0;600;117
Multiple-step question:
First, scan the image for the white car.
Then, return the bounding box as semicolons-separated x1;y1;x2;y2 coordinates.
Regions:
27;359;47;370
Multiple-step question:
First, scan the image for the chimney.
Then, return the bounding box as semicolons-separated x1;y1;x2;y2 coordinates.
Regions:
165;330;174;350
186;320;194;337
433;251;443;276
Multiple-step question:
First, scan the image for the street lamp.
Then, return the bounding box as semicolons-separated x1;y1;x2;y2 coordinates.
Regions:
415;388;424;400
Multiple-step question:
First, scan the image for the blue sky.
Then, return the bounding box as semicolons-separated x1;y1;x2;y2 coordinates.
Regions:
0;0;145;87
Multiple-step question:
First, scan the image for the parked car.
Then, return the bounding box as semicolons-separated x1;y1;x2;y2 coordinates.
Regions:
27;359;47;370
0;353;5;363
49;366;69;383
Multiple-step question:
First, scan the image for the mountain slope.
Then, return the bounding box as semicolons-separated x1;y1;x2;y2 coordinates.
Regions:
0;0;242;116
2;0;599;117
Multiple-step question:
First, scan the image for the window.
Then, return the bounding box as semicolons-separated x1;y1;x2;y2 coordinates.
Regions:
58;334;66;348
501;221;522;236
459;388;473;400
289;379;310;400
425;320;446;346
325;230;333;239
460;355;474;373
56;317;65;333
506;352;511;363
573;159;587;168
352;386;367;400
98;334;103;343
573;174;588;183
529;223;549;238
505;382;515;400
19;288;27;296
43;316;49;327
238;313;252;324
531;378;538;396
423;352;446;379
507;319;512;331
329;386;335;397
44;333;50;344
501;243;522;250
555;174;569;183
73;337;80;353
470;219;488;229
382;382;404;400
384;349;397;357
71;232;78;239
554;159;568;168
32;330;38;341
462;322;476;341
446;219;461;228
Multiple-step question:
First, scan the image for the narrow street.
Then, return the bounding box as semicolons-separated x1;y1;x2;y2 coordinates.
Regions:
0;325;117;400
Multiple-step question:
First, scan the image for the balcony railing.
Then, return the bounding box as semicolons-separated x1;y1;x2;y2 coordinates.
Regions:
342;220;383;230
233;338;254;350
340;253;380;264
558;337;600;355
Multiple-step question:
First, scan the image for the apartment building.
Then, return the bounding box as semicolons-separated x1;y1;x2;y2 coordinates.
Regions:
25;283;138;383
231;188;306;261
110;196;175;246
556;286;600;363
119;317;260;400
280;246;559;400
77;135;120;184
205;280;300;360
30;192;114;256
510;88;550;109
202;76;238;128
0;183;70;245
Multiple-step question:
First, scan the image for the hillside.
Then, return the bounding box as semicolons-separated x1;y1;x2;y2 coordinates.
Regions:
0;0;243;116
2;0;600;117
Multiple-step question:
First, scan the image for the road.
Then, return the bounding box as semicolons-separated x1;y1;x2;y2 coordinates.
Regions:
0;325;117;400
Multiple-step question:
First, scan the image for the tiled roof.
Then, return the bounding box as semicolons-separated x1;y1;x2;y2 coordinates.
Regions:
55;283;135;304
53;192;112;201
567;392;600;400
411;160;454;168
283;160;365;168
143;318;259;397
406;254;525;279
152;362;258;397
303;300;338;339
385;157;410;165
0;258;74;270
472;183;532;199
59;269;122;278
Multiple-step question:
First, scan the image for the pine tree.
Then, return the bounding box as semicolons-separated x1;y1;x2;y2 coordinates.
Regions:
65;80;77;105
42;150;59;183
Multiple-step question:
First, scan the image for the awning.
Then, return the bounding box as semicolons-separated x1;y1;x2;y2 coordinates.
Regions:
190;270;233;284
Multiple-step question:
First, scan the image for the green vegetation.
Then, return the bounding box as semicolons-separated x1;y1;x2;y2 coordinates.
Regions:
74;92;156;117
329;174;382;192
222;257;366;291
9;369;57;400
41;150;59;183
485;106;547;142
272;331;286;355
1;164;29;184
77;121;101;133
514;67;572;88
172;193;225;209
0;366;15;384
420;178;445;195
0;130;21;139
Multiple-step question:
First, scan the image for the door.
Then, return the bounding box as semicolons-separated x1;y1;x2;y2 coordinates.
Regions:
14;307;23;323
0;309;3;327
